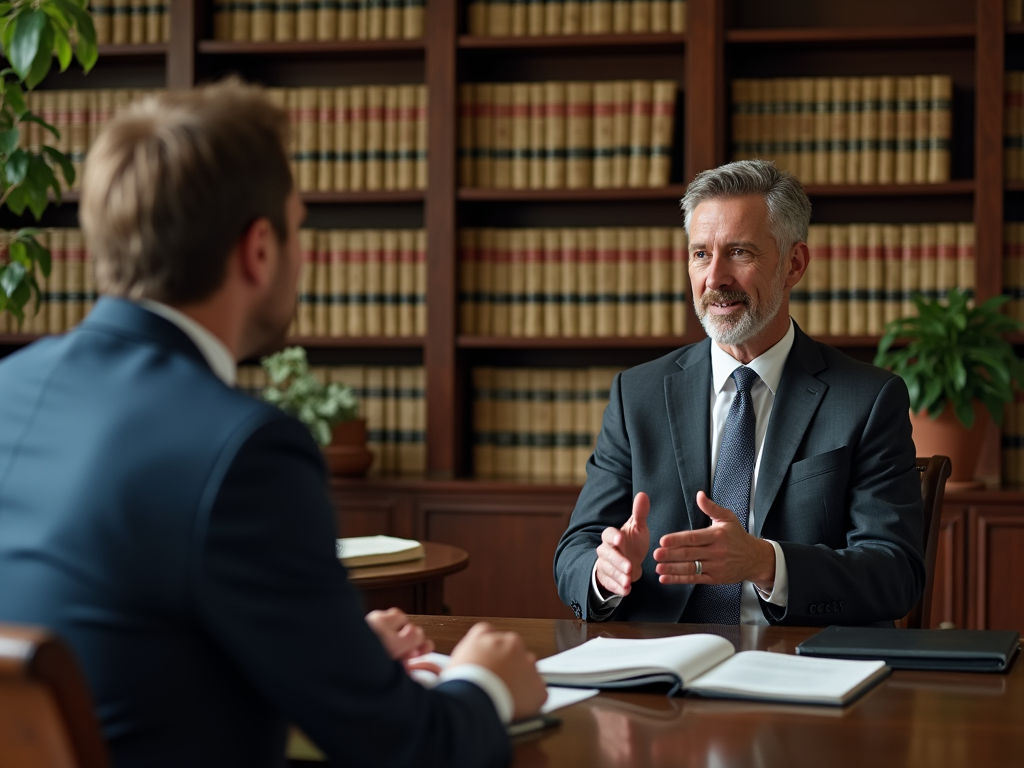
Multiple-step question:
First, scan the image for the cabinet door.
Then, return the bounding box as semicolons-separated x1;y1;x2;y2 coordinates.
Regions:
416;491;579;619
330;488;415;539
928;506;966;628
970;505;1024;632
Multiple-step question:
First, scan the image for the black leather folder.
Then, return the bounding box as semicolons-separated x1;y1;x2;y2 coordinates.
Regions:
796;626;1020;672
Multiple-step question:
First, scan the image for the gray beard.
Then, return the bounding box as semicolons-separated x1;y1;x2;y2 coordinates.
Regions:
695;270;786;347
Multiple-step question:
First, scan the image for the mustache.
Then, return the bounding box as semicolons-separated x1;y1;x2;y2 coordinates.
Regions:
699;290;750;311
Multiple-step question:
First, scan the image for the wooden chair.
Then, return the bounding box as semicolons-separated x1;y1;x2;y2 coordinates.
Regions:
0;623;109;768
903;455;953;629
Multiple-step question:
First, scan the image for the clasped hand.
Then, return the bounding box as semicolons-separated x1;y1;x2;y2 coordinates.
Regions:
595;490;775;597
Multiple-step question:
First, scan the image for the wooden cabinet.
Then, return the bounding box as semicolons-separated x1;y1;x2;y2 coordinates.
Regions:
969;503;1024;631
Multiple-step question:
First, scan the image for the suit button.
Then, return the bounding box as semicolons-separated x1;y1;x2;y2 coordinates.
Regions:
817;603;825;614
839;601;844;611
570;600;582;619
809;604;817;614
825;604;833;613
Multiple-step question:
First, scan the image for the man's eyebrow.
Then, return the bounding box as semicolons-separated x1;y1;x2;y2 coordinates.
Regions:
688;240;763;251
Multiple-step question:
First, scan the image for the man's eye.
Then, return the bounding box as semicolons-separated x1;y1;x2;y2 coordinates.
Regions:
692;251;707;260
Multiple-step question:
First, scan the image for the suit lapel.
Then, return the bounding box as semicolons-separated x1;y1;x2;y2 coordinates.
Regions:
753;328;828;537
664;340;712;532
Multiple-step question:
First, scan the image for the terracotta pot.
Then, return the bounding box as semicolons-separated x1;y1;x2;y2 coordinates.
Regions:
909;401;988;487
321;418;374;477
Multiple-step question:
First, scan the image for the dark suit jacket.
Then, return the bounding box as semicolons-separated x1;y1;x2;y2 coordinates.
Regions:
554;326;925;626
0;298;509;768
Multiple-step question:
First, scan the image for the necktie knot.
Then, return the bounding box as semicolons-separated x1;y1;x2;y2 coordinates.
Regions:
732;366;760;394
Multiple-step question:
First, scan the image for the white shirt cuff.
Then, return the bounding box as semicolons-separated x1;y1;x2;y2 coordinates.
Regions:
591;560;624;608
754;539;788;607
439;664;514;725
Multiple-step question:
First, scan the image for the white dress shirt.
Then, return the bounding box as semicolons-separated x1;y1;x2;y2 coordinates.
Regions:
591;321;795;625
135;300;515;722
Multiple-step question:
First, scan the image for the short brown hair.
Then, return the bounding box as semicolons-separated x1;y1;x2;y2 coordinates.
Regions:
80;78;293;304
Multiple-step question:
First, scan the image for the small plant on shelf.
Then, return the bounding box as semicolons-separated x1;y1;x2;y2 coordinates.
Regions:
261;346;360;447
0;1;98;325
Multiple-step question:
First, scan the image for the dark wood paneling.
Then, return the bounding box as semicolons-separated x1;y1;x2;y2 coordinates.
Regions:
930;507;966;628
330;491;415;538
970;505;1024;632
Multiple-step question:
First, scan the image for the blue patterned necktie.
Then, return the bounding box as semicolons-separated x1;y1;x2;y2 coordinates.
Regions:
681;366;760;625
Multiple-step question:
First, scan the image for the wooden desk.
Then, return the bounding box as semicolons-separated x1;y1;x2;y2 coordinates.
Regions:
345;542;468;615
417;616;1024;768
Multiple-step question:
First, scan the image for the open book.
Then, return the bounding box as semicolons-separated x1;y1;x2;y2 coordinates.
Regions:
336;535;425;568
535;634;889;706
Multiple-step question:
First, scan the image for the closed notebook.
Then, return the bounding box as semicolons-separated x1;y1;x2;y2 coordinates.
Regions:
335;535;424;567
796;626;1020;672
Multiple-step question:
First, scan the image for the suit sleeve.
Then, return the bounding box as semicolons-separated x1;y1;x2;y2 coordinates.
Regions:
192;414;510;768
553;373;634;621
762;376;926;626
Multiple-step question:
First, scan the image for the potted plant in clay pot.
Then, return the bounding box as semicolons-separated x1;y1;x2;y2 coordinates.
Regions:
874;288;1024;488
261;346;373;477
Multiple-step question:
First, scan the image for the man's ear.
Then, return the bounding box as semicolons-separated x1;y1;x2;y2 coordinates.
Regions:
784;241;810;288
235;217;276;289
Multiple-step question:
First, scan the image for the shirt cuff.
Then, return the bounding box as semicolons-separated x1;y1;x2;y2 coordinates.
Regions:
754;539;788;607
439;664;514;725
589;560;624;615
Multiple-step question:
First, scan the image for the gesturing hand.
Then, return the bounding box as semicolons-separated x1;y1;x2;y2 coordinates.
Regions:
365;608;435;668
594;492;651;597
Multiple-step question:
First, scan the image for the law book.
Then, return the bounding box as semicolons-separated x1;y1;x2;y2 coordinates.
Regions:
511;83;531;189
526;0;544;35
296;88;318;192
633;228;652;337
65;230;86;327
828;77;848;185
957;222;976;303
610;81;632;188
562;0;581;33
69;90;88;191
566;82;593;189
529;369;555;482
473;368;496;478
297;229;317;336
383;0;402;39
559;229;580;338
846;224;868;336
630;0;651;32
337;535;425;567
649;0;668;32
381;230;401;336
528;82;546;188
488;0;512;36
347;86;368;190
805;225;830;336
910;75;930;184
111;0;130;43
364;86;386;190
401;230;421;336
537;634;889;705
523;229;544;337
928;75;952;184
332;87;351;191
512;368;533;479
900;224;921;318
761;78;780;164
627;80;653;188
730;79;753;163
415;85;428;190
458;83;477;187
94;0;114;43
591;0;612;33
474;83;495;188
46;229;66;334
650;227;672;337
549;370;575;482
467;0;487;34
919;224;938;302
314;231;331;337
669;0;686;31
881;224;902;324
778;78;800;176
383;86;402;190
588;365;617;455
894;77;915;184
507;229;526;336
648;80;676;187
491;84;514;189
594;228;618;337
404;0;424;38
364;230;385;336
795;77;815;182
345;230;367;335
572;369;592;484
544;0;564;35
670;227;688;336
339;0;357;38
315;88;334;192
542;229;562;337
459;229;478;335
812;77;831;184
858;77;880;184
615;228;635;336
845;77;862;184
577;229;597;336
828;225;849;336
316;0;338;39
395;366;418;473
876;76;897;185
381;366;399;473
544;81;567;189
275;0;297;41
492;369;516;478
936;222;958;302
328;230;348;336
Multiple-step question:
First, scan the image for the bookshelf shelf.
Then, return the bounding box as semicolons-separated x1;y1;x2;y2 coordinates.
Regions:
457;33;686;50
801;181;976;197
457;335;700;349
301;191;425;204
287;336;425;349
725;24;976;46
458;185;688;202
1008;23;1024;36
196;40;425;56
1008;181;1024;193
95;43;169;57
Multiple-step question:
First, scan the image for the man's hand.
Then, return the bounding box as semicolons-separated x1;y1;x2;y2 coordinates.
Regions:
449;622;548;721
365;608;435;667
595;492;651;597
652;491;776;591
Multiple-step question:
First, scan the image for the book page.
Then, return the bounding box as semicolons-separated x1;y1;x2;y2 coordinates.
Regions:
687;650;888;705
336;535;421;559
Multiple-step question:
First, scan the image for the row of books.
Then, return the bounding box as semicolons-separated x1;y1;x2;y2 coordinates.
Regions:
1;230;95;336
291;229;427;339
1009;0;1023;23
1007;72;1024;182
459;227;689;338
212;0;424;41
91;0;170;44
1002;391;1024;487
472;366;621;483
20;89;156;191
793;222;975;338
466;0;686;36
730;76;953;186
238;365;426;477
268;86;428;193
459;80;677;190
1003;223;1024;322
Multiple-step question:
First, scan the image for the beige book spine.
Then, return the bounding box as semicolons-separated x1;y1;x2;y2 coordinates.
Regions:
297;88;318;192
384;0;402;39
859;77;880;184
847;224;868;335
474;229;494;336
731;79;752;162
780;78;801;176
468;1;487;35
314;232;331;336
508;229;527;336
572;369;591;484
69;91;88;191
491;230;511;335
382;86;402;190
595;228;618;337
650;0;669;32
398;230;418;336
615;228;635;336
381;230;400;336
274;0;297;41
328;231;348;336
588;368;617;471
648;80;676;187
366;0;385;39
489;0;512;35
633;228;652;336
796;77;816;182
670;0;686;32
552;370;576;482
64;230;85;327
363;367;384;475
566;82;594;189
928;75;952;183
50;91;70;167
650;228;672;336
671;227;688;336
936;223;958;302
876;76;897;184
865;224;885;335
473;368;495;478
881;224;902;324
527;0;545;35
474;83;495;188
339;0;356;38
458;83;476;187
812;77;831;184
577;229;597;337
316;89;335;192
395;367;417;475
403;0;424;38
845;77;862;184
591;0;612;32
900;225;922;317
895;77;915;184
511;83;531;190
364;86;385;190
94;0;114;43
631;0;651;32
128;1;145;47
414;230;426;335
562;0;581;33
511;368;533;478
230;0;250;40
611;81;631;188
111;0;130;43
316;0;339;39
611;0;630;32
828;225;849;335
332;87;351;191
919;224;938;305
559;229;579;337
523;229;544;337
415;85;428;190
297;230;317;336
492;84;514;189
144;1;162;45
805;224;830;336
510;0;527;36
627;80;653;187
957;223;975;303
542;229;562;337
297;0;317;39
459;229;478;335
348;86;367;190
828;77;848;185
381;367;398;474
544;0;563;34
528;82;546;188
761;78;779;166
46;230;66;333
544;81;567;189
911;75;930;183
491;369;515;478
346;230;367;335
529;369;555;482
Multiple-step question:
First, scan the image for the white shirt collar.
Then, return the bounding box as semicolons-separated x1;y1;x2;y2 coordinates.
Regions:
137;299;237;386
710;319;795;396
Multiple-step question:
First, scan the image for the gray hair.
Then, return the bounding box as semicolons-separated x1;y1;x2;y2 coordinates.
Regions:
680;160;811;255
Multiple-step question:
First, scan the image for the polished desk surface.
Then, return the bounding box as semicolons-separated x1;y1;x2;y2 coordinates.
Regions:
343;541;469;589
415;615;1024;768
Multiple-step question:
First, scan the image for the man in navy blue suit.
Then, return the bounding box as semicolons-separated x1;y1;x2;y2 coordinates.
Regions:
0;80;545;767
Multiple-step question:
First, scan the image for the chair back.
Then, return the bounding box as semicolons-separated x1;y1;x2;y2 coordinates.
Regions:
0;623;109;768
903;455;952;629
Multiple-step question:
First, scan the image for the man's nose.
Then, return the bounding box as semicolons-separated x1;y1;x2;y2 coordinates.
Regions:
704;253;732;291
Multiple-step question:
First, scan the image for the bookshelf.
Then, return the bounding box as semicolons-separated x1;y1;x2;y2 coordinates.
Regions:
2;0;1023;628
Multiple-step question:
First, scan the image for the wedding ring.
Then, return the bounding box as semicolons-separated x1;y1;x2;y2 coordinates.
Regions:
694;560;702;576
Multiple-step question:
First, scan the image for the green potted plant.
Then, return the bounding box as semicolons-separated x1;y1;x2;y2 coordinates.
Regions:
261;346;373;476
874;288;1024;487
0;1;97;324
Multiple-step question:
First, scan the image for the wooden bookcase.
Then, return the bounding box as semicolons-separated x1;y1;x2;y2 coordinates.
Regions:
1;0;1023;628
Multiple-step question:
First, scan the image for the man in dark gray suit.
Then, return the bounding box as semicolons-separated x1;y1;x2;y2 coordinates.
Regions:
0;80;545;767
554;160;925;626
